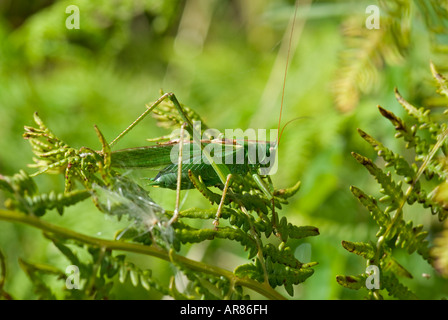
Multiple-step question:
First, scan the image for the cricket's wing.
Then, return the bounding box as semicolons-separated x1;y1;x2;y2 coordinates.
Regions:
110;140;243;169
111;143;177;168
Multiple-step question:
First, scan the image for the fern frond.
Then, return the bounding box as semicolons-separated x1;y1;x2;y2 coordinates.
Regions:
265;256;314;297
341;240;376;260
274;180;302;200
352;152;404;211
394;88;440;133
268;216;320;243
0;250;13;300
413;0;448;55
341;64;448;299
392;220;430;260
381;273;418;300
173;221;258;258
22;190;91;217
334;0;448;112
333;0;411;112
378;106;427;153
380;255;413;279
336;274;368;290
18;258;64;300
350;186;391;236
1;170;91;216
357;129;417;182
431;61;448;99
333;21;388;111
432;220;448;278
115;254;169;295
150;90;209;133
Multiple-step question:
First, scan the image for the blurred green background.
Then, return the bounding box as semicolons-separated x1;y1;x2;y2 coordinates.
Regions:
0;0;447;299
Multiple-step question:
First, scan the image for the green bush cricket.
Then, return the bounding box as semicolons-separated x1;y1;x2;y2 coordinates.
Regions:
23;2;301;241
108;92;279;227
106;4;301;237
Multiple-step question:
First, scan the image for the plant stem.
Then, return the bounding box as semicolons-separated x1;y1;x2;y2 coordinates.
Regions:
0;209;286;300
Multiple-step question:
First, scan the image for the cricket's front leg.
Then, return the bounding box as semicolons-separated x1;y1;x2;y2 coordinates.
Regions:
252;172;285;241
169;123;187;225
109;92;176;148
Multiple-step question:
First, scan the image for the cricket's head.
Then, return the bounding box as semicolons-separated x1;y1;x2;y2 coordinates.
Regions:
256;140;278;175
267;140;278;162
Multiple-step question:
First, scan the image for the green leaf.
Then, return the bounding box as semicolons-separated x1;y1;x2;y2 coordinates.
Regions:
341;240;376;260
335;274;367;290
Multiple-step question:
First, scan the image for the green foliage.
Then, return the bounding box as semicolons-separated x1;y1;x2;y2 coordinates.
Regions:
2;0;448;301
17;233;169;299
337;64;448;299
0;250;13;300
333;0;448;111
150;90;210;137
432;220;448;278
0;96;318;300
0;170;90;216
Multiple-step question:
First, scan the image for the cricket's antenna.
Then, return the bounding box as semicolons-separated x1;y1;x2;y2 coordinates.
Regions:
278;117;302;144
277;0;299;146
